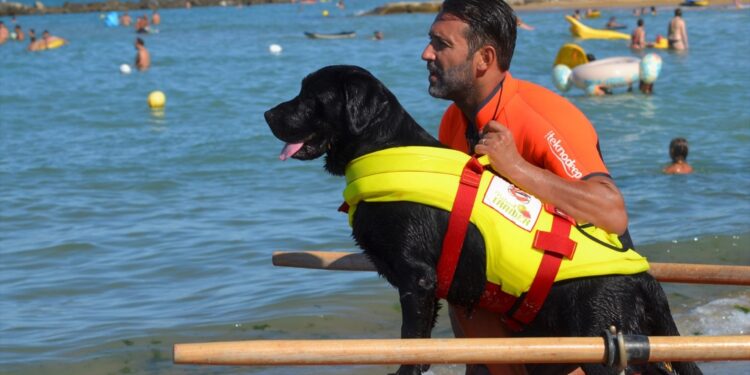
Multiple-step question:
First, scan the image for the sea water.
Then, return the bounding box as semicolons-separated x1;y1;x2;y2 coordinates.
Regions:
1;2;748;374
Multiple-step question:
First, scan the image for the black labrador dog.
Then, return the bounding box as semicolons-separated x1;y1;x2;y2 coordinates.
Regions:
264;65;700;375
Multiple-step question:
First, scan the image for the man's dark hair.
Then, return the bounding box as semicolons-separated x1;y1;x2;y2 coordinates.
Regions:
675;8;682;16
637;18;644;27
669;138;689;162
136;37;144;46
441;0;517;71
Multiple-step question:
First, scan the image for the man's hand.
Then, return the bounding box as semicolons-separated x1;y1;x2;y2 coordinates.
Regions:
473;120;523;179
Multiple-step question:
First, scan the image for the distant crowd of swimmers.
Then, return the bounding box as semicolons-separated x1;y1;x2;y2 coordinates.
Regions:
568;6;689;51
119;10;160;33
0;21;68;51
1;10;157;71
629;8;688;50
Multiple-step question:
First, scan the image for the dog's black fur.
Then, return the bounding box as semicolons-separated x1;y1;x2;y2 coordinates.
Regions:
265;65;701;375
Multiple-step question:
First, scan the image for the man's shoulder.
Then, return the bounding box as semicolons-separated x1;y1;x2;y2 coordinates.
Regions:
508;75;574;111
505;73;593;132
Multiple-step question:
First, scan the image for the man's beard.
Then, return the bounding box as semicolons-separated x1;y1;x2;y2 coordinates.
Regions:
427;59;474;100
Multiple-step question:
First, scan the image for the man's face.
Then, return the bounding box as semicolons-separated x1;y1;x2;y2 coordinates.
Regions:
421;13;475;100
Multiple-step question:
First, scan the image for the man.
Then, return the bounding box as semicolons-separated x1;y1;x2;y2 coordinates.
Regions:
0;21;8;45
631;18;646;49
668;8;688;50
26;29;36;51
605;16;625;29
421;1;630;373
663;137;693;174
135;37;150;71
135;15;150;34
14;24;25;41
120;12;132;27
151;10;161;26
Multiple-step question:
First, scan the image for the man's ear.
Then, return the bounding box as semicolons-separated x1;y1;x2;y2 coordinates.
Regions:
344;74;388;135
476;45;497;73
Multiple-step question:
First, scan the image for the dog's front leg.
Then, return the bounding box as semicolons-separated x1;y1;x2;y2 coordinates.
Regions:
393;272;438;375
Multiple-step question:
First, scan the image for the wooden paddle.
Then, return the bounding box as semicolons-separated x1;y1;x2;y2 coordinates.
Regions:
272;251;750;286
174;336;750;366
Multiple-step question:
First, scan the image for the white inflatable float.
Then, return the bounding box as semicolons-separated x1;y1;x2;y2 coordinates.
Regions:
553;53;662;95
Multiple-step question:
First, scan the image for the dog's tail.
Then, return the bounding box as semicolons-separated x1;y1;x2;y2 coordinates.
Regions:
644;276;703;375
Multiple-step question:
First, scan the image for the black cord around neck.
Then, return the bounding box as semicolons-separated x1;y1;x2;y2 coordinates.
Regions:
467;79;504;154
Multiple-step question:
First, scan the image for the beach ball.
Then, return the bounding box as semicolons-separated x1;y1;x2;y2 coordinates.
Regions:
322;10;329;17
120;64;132;75
552;64;573;92
640;53;662;84
148;91;166;109
269;44;282;55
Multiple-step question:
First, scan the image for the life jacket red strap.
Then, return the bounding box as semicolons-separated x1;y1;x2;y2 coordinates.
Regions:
435;157;484;300
510;213;576;325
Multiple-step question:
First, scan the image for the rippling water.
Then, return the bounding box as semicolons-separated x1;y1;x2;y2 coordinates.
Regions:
1;2;749;374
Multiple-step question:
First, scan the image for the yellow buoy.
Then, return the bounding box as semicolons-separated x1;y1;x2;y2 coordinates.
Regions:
148;91;166;109
322;10;329;17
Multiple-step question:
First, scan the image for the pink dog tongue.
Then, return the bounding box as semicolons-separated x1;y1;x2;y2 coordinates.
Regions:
279;142;304;161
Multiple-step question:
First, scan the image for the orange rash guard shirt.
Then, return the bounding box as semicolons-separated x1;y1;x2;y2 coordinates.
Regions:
438;72;610;181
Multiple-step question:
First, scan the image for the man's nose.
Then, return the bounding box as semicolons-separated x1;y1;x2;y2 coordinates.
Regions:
421;44;435;62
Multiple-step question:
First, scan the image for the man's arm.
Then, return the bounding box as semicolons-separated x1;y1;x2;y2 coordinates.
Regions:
681;21;688;48
639;30;646;48
475;121;628;235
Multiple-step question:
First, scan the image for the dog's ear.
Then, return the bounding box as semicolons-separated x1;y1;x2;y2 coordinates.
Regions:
343;72;389;135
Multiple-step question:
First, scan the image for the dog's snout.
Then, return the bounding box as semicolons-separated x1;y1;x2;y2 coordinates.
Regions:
263;109;274;124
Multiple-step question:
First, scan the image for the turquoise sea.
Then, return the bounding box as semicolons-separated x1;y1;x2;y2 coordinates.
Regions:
1;1;749;374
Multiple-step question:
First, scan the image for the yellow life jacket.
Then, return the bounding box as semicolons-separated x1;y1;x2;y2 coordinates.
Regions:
344;146;649;298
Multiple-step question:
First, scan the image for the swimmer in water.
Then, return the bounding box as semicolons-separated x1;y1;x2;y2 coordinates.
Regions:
663;137;693;174
668;8;689;50
135;37;150;71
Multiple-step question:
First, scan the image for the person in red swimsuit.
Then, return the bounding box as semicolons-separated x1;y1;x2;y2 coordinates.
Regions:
421;1;631;374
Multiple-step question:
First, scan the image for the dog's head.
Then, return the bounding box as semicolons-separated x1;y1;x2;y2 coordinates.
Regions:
264;65;398;175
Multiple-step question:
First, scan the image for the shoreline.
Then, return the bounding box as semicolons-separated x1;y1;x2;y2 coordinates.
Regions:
0;0;740;17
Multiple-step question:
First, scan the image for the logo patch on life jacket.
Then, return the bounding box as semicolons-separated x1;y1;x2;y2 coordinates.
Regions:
482;176;542;231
